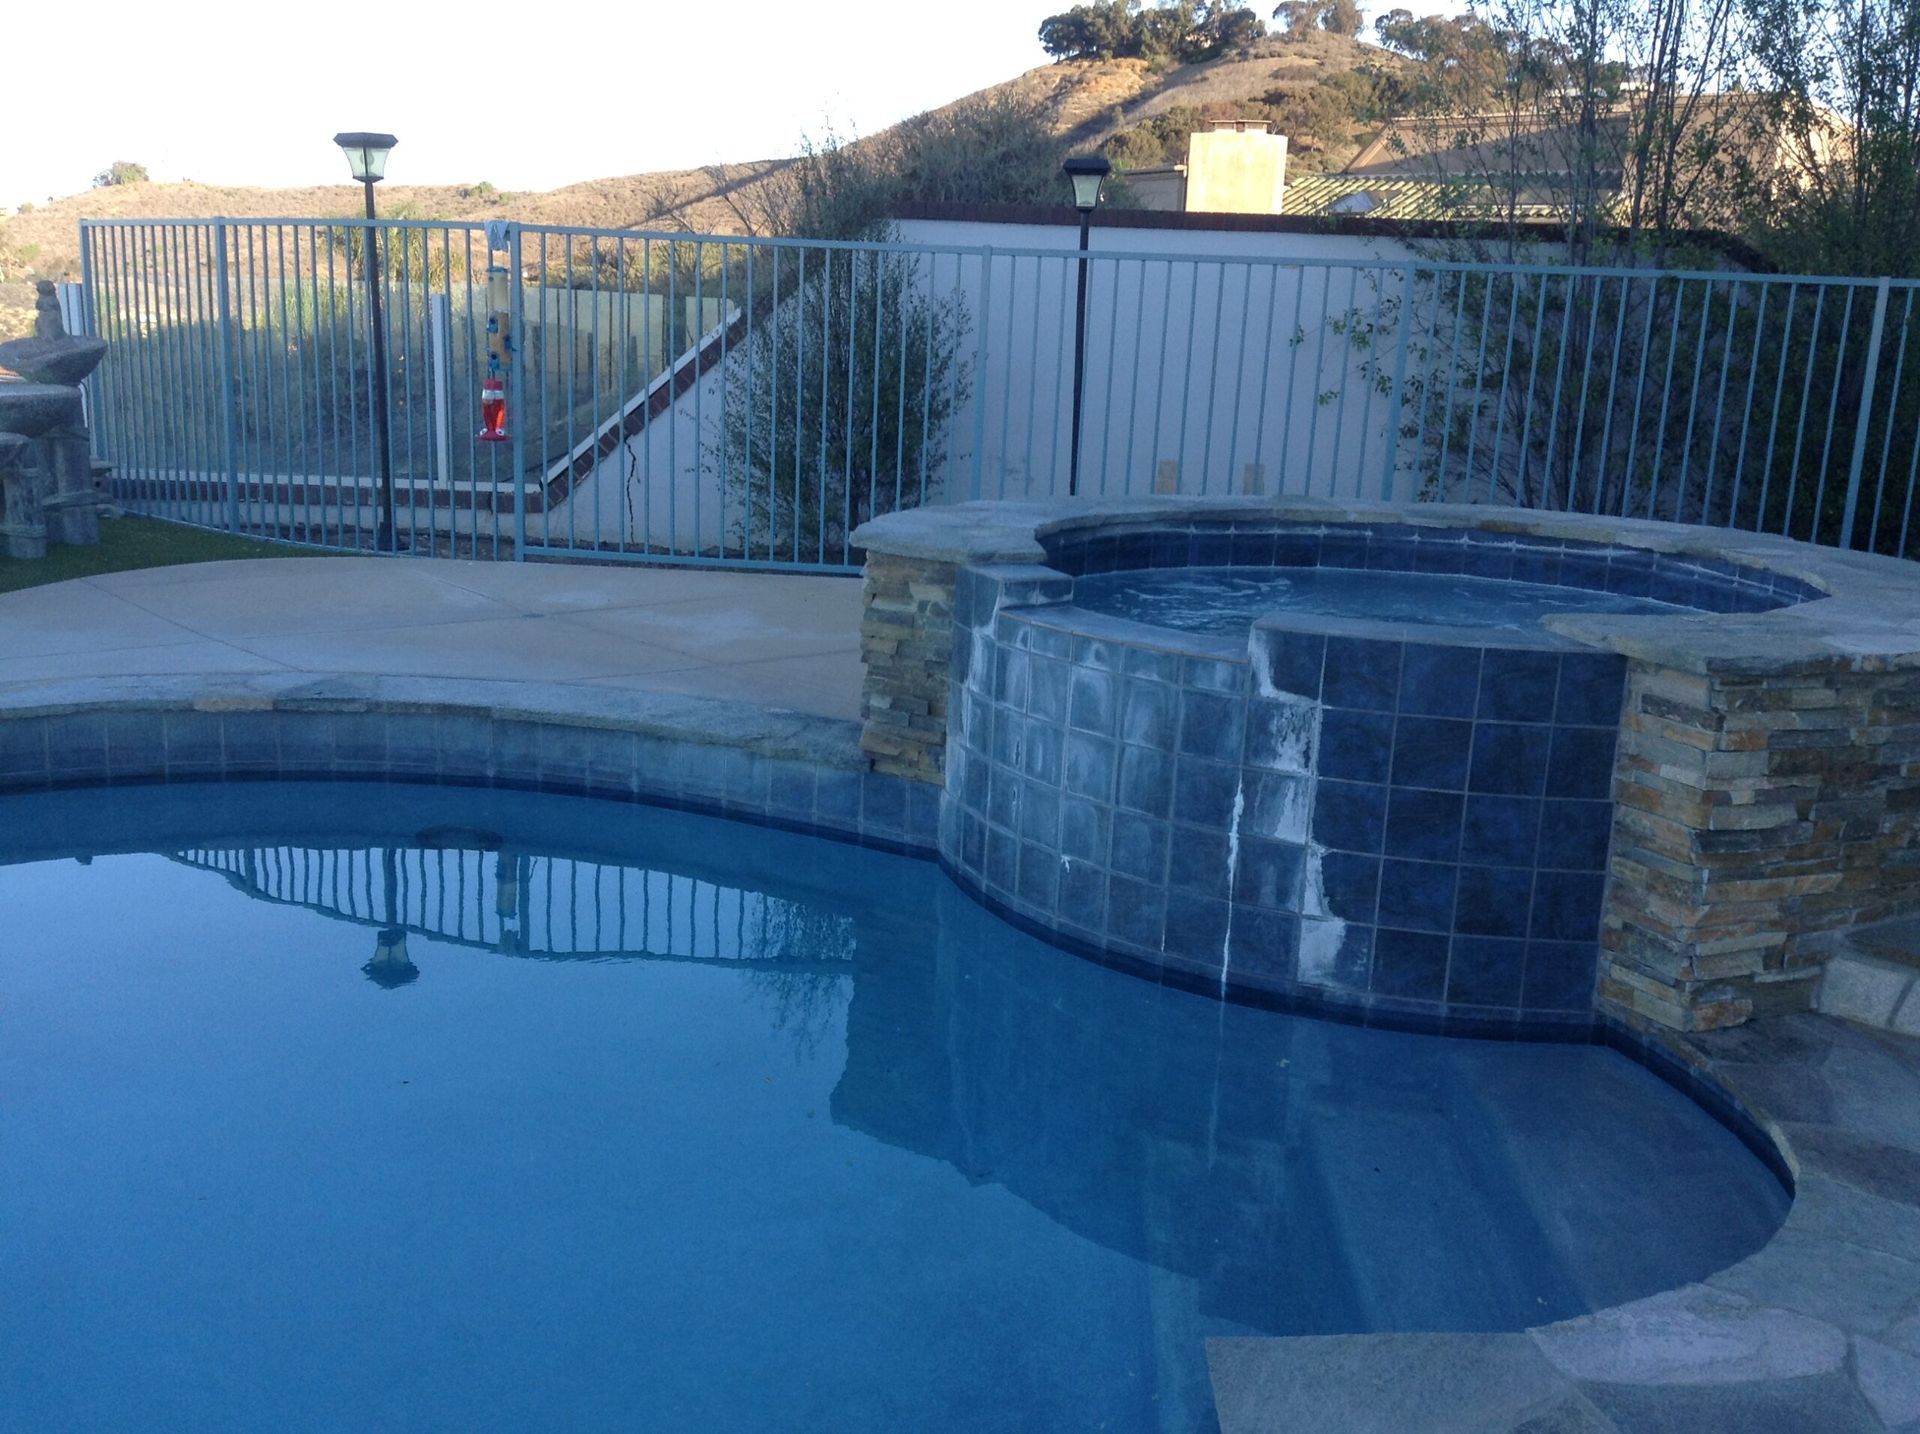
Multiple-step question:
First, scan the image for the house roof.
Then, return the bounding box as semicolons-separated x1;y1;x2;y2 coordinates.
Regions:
1280;173;1565;221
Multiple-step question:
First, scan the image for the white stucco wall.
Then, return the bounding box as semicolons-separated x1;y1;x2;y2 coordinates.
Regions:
544;219;1482;556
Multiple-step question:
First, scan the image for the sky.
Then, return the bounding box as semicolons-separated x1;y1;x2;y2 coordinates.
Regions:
3;0;1427;212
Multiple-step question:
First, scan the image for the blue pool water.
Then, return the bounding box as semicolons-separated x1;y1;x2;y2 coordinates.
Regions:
0;781;1785;1433
1072;566;1686;637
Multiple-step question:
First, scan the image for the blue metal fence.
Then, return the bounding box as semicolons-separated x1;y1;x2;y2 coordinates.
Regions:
77;217;1920;567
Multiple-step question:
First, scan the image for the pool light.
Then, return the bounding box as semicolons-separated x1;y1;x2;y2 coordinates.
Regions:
333;131;401;553
1062;155;1110;498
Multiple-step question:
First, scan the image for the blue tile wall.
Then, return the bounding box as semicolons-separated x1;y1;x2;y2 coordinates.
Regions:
0;707;938;861
942;538;1637;1034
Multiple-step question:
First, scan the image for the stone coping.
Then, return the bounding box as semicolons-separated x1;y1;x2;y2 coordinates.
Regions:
1208;1012;1920;1433
0;673;939;859
854;497;1920;676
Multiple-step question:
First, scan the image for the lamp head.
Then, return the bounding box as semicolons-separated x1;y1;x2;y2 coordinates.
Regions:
1063;154;1111;212
334;132;398;183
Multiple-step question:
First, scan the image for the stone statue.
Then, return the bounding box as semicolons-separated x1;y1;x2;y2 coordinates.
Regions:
0;280;110;558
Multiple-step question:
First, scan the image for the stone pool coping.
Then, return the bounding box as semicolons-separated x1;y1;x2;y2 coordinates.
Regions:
2;560;1918;1427
852;494;1920;675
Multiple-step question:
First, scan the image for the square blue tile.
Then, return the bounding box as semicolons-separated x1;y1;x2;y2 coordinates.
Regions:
1546;727;1617;799
1399;645;1480;717
1313;780;1388;853
1164;891;1230;967
1478;651;1560;722
1448;936;1526;1007
1059;796;1109;863
1245;696;1318;774
1253;629;1325;699
1110;810;1170;882
1297;919;1371;993
1019;780;1060;845
1178;689;1246;763
1245;769;1310;842
1323;637;1403;711
1530;870;1606;941
1017;840;1059;910
1321;709;1394;783
1455;865;1533;937
1068;667;1117;734
1372;927;1449;1001
1116;745;1174;817
983;826;1018;893
1228;905;1298;981
1107;874;1167;950
1020;722;1063;786
1462;795;1542;866
1392;715;1473;790
1028;657;1070;716
1120;680;1177;747
1383;787;1463;862
1173;758;1238;826
1063;731;1116;802
1469;723;1552;796
1377;858;1457;932
1058;858;1107;930
1523;941;1598;1011
1234;837;1304;910
1537;799;1613;870
1555;653;1627;724
1317;850;1380;922
1170;824;1234;897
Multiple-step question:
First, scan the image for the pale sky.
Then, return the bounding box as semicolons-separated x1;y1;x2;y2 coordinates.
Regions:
4;0;1426;211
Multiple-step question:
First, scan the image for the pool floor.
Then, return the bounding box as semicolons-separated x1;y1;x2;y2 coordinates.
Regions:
0;782;1785;1433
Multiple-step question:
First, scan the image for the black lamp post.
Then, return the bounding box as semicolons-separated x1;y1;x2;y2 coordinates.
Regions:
1063;154;1109;498
334;131;400;552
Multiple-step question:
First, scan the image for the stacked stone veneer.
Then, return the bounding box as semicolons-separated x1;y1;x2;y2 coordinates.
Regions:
1603;660;1920;1031
859;554;956;783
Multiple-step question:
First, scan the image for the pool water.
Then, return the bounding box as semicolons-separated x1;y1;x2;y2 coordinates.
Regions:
1072;566;1686;636
0;781;1785;1433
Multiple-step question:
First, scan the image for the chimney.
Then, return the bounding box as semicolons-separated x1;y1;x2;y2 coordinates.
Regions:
1183;121;1288;216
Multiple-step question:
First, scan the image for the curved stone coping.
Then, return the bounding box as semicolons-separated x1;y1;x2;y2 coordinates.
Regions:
1207;1013;1920;1433
0;673;938;856
855;496;1920;676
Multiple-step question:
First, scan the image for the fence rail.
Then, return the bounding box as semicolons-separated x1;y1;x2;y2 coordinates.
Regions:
78;217;1920;566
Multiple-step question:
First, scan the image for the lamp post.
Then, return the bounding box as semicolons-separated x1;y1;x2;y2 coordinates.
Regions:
1063;154;1109;498
334;132;400;552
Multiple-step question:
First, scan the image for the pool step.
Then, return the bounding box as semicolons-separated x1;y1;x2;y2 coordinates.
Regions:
1815;917;1920;1033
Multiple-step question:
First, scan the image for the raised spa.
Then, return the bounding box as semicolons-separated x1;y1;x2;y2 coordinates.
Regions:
937;520;1823;1033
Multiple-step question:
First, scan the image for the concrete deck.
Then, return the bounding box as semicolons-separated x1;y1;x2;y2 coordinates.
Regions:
0;557;867;720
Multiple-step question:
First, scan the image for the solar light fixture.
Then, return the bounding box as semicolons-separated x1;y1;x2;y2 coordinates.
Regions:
333;132;398;184
333;132;401;551
1062;155;1111;496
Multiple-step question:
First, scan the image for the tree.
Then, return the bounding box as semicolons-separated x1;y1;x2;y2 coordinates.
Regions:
93;161;149;187
1736;0;1920;276
1039;0;1264;62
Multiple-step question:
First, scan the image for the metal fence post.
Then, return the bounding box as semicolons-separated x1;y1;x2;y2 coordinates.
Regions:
1840;277;1891;550
970;246;993;502
509;226;527;560
213;221;242;533
1379;265;1416;499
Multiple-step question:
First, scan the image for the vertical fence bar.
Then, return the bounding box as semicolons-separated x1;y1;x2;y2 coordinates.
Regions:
1379;265;1415;499
509;226;527;559
213;222;240;532
1839;278;1891;550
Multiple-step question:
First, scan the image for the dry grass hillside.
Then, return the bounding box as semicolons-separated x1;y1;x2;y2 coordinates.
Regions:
0;33;1386;337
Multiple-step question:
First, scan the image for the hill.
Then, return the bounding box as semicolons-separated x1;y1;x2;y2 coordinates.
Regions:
0;31;1389;339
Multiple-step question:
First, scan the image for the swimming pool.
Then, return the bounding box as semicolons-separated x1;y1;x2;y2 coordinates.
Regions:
0;778;1787;1433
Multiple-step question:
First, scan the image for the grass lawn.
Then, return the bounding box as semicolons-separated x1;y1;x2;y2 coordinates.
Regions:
0;517;328;596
